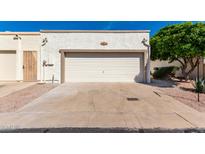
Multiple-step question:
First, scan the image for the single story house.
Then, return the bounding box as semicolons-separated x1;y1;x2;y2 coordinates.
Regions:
0;30;204;84
0;30;151;83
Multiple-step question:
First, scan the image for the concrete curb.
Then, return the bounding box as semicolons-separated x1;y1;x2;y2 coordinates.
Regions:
1;127;205;133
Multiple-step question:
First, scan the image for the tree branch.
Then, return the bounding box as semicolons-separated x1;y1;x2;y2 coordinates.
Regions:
186;58;200;75
176;58;184;67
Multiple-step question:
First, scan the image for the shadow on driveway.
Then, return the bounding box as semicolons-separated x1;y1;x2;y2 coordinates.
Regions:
147;79;178;88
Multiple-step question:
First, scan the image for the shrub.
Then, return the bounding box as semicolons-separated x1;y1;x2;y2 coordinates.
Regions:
191;78;205;93
152;66;179;79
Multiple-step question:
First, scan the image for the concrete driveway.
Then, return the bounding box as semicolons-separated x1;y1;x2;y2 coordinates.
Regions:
0;82;36;97
0;83;205;132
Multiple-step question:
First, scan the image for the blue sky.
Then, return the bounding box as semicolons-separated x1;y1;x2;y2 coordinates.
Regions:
0;21;202;36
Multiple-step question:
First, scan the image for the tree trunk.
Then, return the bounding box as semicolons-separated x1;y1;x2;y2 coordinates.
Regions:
180;58;200;80
181;66;189;80
181;68;192;80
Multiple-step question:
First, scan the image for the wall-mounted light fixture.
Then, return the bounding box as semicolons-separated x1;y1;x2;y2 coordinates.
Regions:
141;38;149;47
42;38;48;46
13;34;21;40
100;41;108;46
42;60;54;67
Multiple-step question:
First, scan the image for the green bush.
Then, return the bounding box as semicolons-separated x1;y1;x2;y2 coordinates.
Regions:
152;66;179;79
192;78;205;93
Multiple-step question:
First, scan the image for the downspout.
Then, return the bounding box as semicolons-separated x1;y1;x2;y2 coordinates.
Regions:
142;38;151;83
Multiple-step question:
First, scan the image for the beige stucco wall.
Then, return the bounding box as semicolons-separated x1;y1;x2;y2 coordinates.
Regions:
40;31;150;83
0;33;41;80
0;35;40;51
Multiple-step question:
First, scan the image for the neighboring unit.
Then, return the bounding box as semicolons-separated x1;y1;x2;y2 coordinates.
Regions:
0;32;41;81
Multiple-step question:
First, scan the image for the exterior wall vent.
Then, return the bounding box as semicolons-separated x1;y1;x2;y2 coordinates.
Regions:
100;41;108;46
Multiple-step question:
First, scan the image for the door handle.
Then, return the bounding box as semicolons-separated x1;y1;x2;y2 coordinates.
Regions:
22;65;25;69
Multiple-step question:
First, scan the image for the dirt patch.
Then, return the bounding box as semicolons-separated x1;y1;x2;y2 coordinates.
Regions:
158;81;205;112
0;83;58;112
0;85;5;88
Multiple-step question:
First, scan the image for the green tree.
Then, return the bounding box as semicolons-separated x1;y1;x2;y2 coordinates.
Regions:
150;22;205;80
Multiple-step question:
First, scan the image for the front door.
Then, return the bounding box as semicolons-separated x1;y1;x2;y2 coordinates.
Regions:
23;51;37;81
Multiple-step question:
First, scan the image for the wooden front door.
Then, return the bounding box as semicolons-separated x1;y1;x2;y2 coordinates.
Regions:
23;51;37;81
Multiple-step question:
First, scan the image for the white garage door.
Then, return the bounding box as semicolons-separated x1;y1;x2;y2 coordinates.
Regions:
65;52;144;82
0;51;16;80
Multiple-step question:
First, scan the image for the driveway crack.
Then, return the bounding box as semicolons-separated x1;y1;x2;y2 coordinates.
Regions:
174;112;197;127
91;93;96;112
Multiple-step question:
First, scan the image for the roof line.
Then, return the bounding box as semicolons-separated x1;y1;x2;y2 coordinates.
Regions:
0;32;40;35
0;30;150;34
40;30;150;33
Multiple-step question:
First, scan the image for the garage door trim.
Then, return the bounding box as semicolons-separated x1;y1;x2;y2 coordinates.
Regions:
59;49;147;83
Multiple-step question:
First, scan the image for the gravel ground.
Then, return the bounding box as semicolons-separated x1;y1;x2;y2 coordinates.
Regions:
156;80;205;112
0;83;58;112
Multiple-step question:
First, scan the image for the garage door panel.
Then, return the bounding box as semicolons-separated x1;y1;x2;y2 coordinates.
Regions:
65;52;140;58
65;52;144;82
0;51;16;80
67;70;141;75
68;66;140;70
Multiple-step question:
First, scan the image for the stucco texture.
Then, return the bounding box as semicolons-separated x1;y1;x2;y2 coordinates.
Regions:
41;32;149;82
